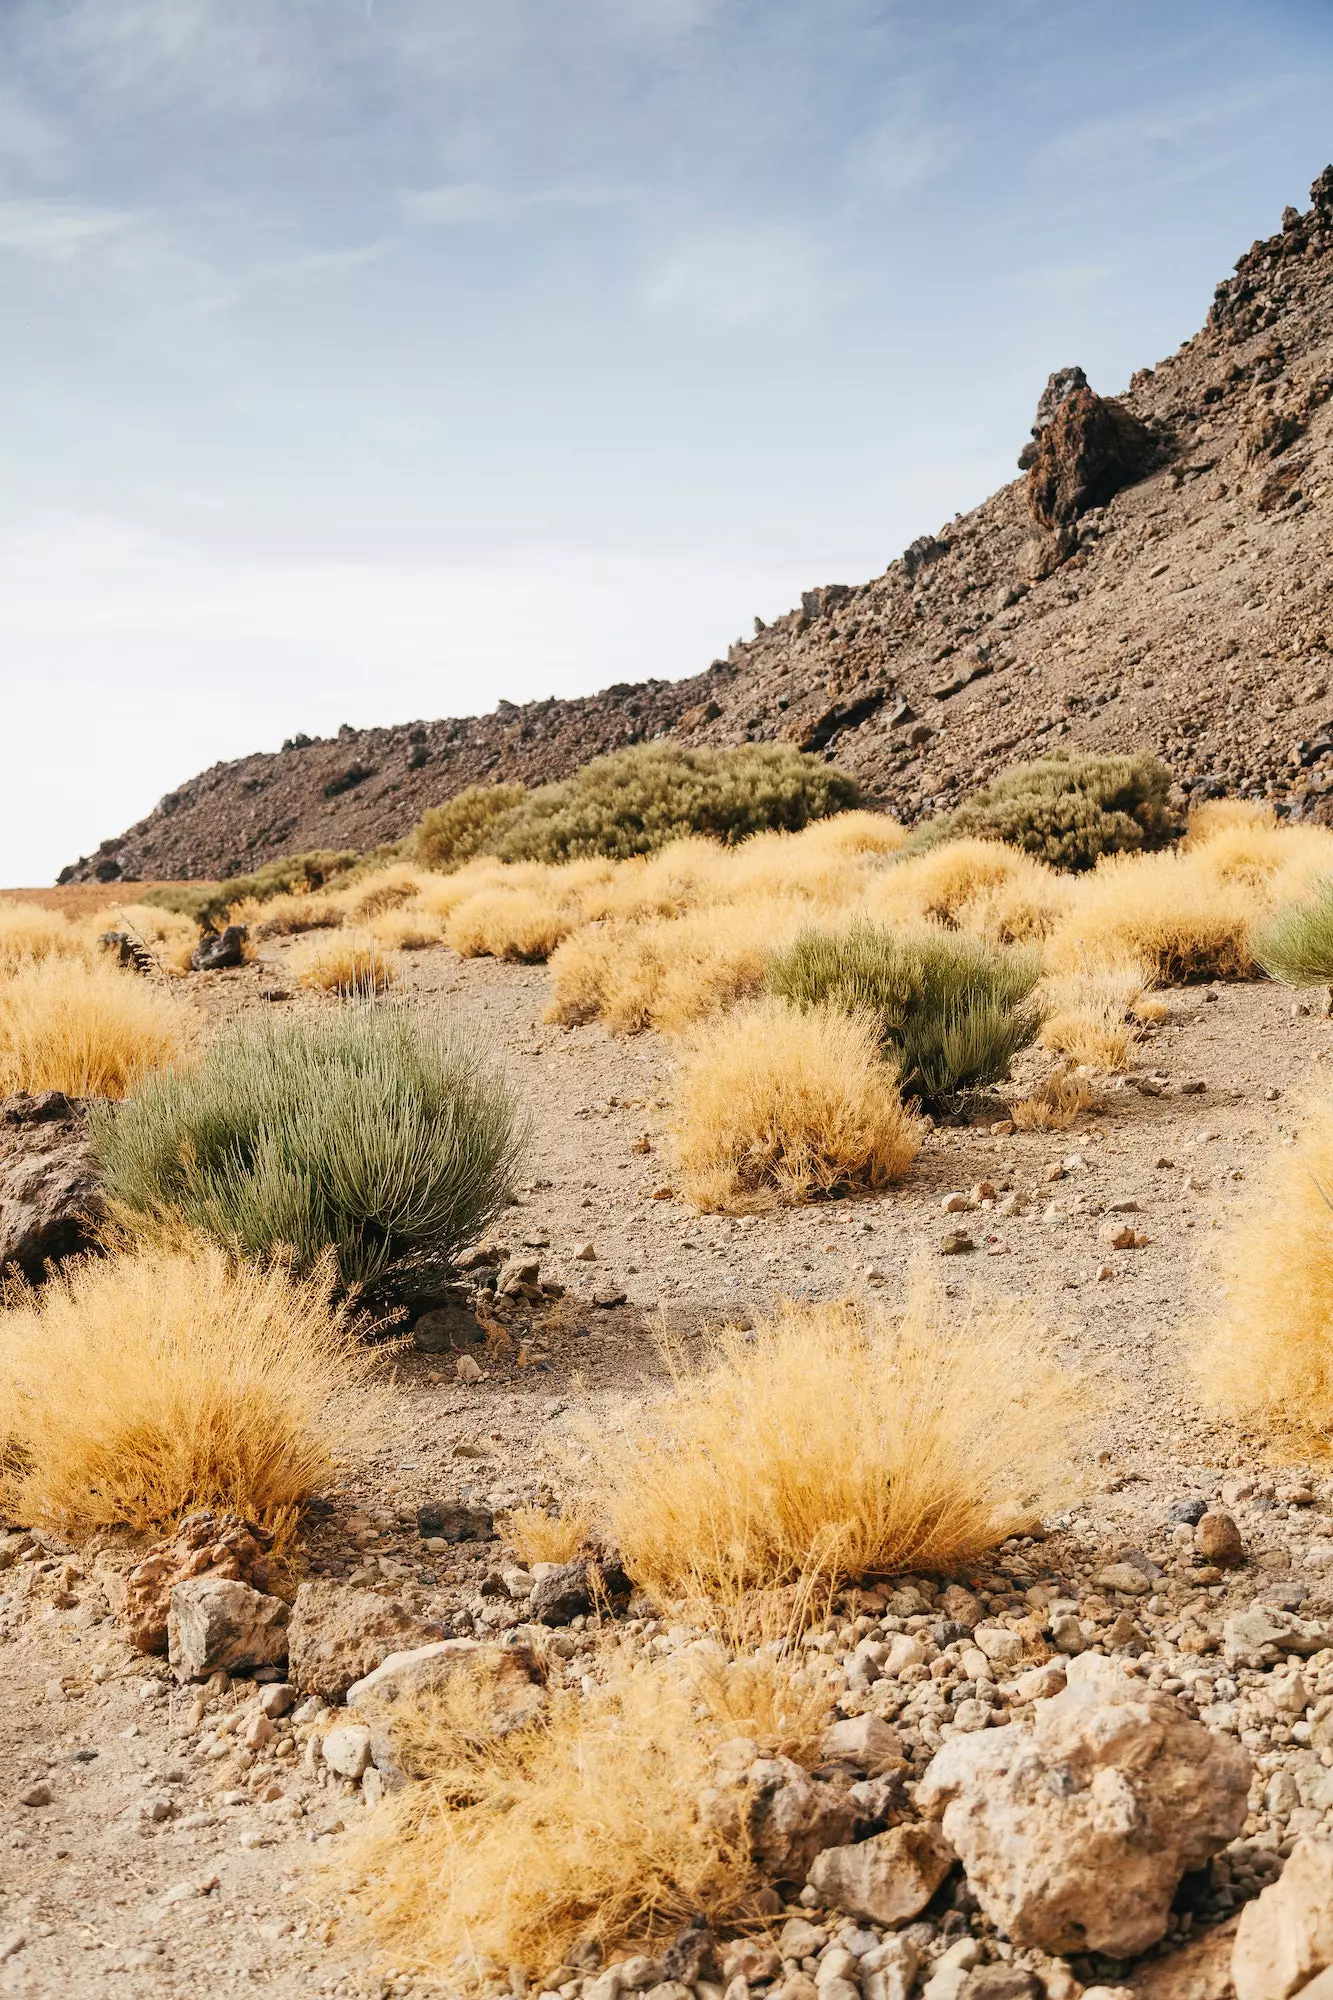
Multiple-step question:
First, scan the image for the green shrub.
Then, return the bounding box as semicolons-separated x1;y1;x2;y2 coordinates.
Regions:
909;754;1181;873
142;850;361;930
91;1004;525;1287
1252;883;1333;987
766;921;1042;1102
478;742;859;865
412;785;527;871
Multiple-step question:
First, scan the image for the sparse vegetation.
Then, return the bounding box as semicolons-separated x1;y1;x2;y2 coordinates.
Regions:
909;753;1182;872
0;1240;382;1538
503;1503;592;1566
412;784;527;870
766;921;1042;1102
0;899;94;972
1010;1068;1100;1130
1043;849;1259;982
583;1283;1084;1601
143;849;360;930
290;932;400;995
91;1004;525;1286
670;998;923;1210
1038;966;1145;1071
0;957;188;1098
1252;880;1333;987
1193;1098;1333;1447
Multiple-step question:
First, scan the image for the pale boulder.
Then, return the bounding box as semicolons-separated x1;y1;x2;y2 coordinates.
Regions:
806;1823;955;1927
916;1655;1250;1955
167;1577;289;1681
1232;1838;1333;2000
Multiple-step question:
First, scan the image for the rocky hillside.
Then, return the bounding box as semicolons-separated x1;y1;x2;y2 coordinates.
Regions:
64;168;1333;885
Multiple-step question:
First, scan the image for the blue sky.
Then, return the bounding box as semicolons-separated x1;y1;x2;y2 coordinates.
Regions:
2;0;1332;882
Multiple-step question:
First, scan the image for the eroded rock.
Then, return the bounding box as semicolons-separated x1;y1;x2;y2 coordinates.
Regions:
1233;1837;1333;2000
1026;384;1161;530
0;1092;103;1282
122;1512;273;1655
807;1823;955;1927
167;1577;290;1681
286;1580;445;1701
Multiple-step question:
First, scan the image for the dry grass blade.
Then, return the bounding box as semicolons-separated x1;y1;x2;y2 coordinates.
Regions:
0;956;188;1098
503;1504;592;1566
0;1239;385;1539
291;933;400;994
580;1281;1085;1602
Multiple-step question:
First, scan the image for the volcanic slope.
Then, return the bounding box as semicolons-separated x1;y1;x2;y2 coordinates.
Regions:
66;167;1333;886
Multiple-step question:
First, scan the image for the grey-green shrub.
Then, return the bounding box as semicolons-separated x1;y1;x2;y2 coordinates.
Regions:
766;921;1042;1102
92;1005;525;1286
908;753;1181;872
412;785;527;871
417;742;860;867
1253;883;1333;987
142;849;361;930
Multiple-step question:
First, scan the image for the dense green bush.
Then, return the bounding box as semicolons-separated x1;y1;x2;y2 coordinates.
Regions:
1253;883;1333;987
471;742;860;865
92;1004;525;1286
908;753;1181;873
766;920;1042;1102
142;850;361;930
412;785;527;871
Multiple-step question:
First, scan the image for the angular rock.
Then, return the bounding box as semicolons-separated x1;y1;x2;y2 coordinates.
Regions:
416;1500;493;1543
529;1555;630;1626
961;1973;1039;2000
0;1092;104;1282
820;1715;907;1775
411;1300;486;1354
971;1624;1026;1667
746;1756;860;1882
167;1577;290;1681
1223;1606;1333;1668
1195;1511;1246;1566
286;1581;445;1701
321;1723;373;1779
860;1937;920;2000
190;924;248;971
346;1638;545;1783
122;1512;273;1655
1026;385;1161;530
1131;1918;1239;2000
808;1823;955;1926
1233;1837;1333;2000
916;1655;1250;1955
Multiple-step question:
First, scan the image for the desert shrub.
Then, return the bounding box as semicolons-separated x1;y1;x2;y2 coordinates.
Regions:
1193;1099;1333;1447
503;1503;592;1566
1010;1069;1099;1131
143;849;360;929
766;921;1041;1102
1045;851;1257;982
0;957;187;1098
670;997;922;1210
229;890;342;937
0;900;94;972
291;933;400;995
909;753;1181;872
92;1004;524;1286
85;900;200;975
1183;798;1278;845
0;1240;381;1538
863;838;1072;944
328;1646;825;1990
547;901;811;1035
483;743;860;865
1038;967;1144;1072
359;907;443;951
583;1283;1084;1601
446;888;580;963
1252;882;1333;987
332;865;428;921
412;785;527;870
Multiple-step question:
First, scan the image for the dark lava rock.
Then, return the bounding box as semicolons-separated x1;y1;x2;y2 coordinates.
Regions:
190;924;248;971
0;1092;104;1282
1167;1497;1209;1526
417;1502;494;1544
1026;382;1162;529
529;1555;632;1627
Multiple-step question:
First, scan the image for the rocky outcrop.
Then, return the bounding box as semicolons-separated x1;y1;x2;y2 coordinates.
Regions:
916;1655;1251;1956
0;1092;103;1283
121;1512;274;1655
62;167;1333;878
1233;1837;1333;2000
286;1579;446;1700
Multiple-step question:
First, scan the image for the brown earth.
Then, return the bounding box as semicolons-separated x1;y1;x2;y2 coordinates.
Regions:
6;939;1333;1996
63;167;1333;886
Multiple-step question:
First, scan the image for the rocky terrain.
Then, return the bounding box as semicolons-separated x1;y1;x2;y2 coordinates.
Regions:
63;167;1333;886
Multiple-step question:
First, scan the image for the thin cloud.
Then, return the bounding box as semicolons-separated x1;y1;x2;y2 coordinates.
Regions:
0;198;133;261
638;226;829;333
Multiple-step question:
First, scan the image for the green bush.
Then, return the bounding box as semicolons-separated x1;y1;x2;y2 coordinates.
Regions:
411;785;527;871
909;753;1181;873
91;1004;525;1287
1253;884;1333;987
142;850;361;930
766;921;1042;1103
474;742;859;865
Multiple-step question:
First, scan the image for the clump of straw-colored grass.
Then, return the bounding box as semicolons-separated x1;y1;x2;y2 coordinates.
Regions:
0;956;188;1098
1038;966;1145;1072
581;1282;1084;1603
1010;1068;1100;1131
670;998;923;1211
0;900;95;973
503;1504;592;1567
291;933;399;995
0;1239;383;1538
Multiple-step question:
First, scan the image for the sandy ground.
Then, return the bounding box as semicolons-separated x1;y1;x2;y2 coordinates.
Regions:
4;939;1332;1998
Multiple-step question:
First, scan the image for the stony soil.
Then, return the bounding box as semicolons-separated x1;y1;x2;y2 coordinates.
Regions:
9;941;1333;1996
64;167;1333;886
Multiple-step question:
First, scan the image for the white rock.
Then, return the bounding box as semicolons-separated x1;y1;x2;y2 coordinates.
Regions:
167;1578;290;1681
806;1823;955;1926
972;1624;1026;1667
321;1723;373;1779
1233;1836;1333;2000
916;1654;1250;1955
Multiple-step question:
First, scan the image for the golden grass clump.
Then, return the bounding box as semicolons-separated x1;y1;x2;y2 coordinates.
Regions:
229;890;342;937
503;1503;592;1566
547;900;813;1035
86;901;200;975
332;865;428;920
1045;850;1258;982
0;956;187;1098
864;838;1073;944
0;1240;383;1538
670;998;923;1211
446;887;581;963
291;933;399;995
582;1282;1084;1602
0;899;94;972
327;1646;825;1989
1183;798;1278;846
1193;1098;1333;1447
358;907;443;951
1010;1068;1100;1130
1038;966;1145;1072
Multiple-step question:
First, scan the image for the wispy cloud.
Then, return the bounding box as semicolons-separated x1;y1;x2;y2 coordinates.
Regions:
0;198;134;261
638;226;829;333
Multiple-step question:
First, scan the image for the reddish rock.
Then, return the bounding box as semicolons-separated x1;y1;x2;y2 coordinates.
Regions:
122;1512;273;1655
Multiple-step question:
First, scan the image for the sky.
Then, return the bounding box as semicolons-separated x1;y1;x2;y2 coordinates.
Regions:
2;1;1333;883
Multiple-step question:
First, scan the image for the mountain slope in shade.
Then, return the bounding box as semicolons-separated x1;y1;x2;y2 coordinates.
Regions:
65;168;1333;885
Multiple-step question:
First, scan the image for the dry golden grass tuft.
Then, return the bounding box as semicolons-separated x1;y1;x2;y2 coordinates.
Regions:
325;1643;825;1989
0;956;188;1098
85;901;200;975
0;899;95;973
503;1503;592;1566
547;900;813;1035
446;887;581;963
1045;851;1259;982
1193;1098;1333;1448
581;1281;1084;1603
229;890;342;937
0;1239;383;1538
290;933;399;995
332;866;428;920
1010;1068;1100;1131
864;838;1073;945
1038;966;1145;1071
361;908;444;951
670;997;923;1210
1182;797;1279;846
